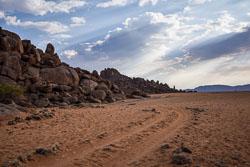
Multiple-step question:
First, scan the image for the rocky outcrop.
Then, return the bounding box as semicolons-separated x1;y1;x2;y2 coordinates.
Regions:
101;68;178;95
40;66;79;86
0;103;21;120
0;27;126;108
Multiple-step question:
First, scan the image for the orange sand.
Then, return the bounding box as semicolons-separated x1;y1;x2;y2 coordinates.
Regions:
0;92;249;166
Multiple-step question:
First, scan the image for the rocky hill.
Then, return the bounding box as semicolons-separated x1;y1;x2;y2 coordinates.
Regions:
100;68;178;95
0;27;126;108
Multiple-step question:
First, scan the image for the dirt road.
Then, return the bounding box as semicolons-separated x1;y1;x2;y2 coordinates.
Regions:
1;92;250;166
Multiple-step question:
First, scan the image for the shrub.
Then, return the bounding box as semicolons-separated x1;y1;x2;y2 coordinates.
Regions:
0;84;25;100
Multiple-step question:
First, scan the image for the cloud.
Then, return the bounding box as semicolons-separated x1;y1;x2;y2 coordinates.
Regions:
97;0;162;7
207;11;250;33
183;6;191;13
139;0;159;7
62;9;250;89
247;13;250;17
96;0;135;7
70;17;86;27
183;11;250;48
166;51;250;89
0;10;5;19
188;0;212;5
39;39;69;48
60;50;78;59
4;15;69;34
52;34;72;39
65;12;202;76
0;0;86;16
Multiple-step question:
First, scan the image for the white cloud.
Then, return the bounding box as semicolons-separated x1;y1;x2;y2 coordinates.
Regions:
0;0;86;16
85;40;104;52
166;52;250;89
183;6;191;13
65;10;250;89
39;39;68;48
0;10;5;19
97;0;162;7
189;0;212;5
61;50;78;59
205;11;249;34
38;40;52;47
52;34;72;39
184;11;250;47
68;12;202;76
4;15;69;34
247;13;250;17
139;0;159;7
97;0;135;7
70;17;86;27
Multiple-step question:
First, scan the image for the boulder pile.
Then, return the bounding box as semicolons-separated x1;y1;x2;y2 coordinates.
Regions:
0;27;126;108
100;68;178;95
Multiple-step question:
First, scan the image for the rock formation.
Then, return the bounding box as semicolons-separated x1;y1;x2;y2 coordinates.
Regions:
100;68;178;95
0;27;126;108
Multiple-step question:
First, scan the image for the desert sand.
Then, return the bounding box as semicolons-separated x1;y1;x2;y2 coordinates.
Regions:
0;92;250;167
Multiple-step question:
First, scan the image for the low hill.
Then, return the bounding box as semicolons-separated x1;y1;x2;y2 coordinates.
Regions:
100;68;178;95
188;84;250;92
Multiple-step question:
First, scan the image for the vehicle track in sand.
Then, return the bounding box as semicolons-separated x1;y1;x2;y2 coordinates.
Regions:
27;97;192;167
4;93;249;167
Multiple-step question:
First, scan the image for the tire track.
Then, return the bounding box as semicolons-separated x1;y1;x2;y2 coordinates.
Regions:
27;103;191;167
104;109;190;167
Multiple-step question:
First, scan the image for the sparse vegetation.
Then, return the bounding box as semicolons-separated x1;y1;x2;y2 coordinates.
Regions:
0;84;25;101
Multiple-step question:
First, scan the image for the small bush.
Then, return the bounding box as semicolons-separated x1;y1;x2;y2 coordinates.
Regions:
0;84;25;100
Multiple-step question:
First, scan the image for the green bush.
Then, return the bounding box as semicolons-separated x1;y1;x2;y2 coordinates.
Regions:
0;84;25;99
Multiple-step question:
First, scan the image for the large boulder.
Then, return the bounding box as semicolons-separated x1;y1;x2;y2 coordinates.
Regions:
90;90;106;101
40;66;79;86
41;53;61;67
22;40;32;54
0;51;8;63
26;66;40;78
131;90;143;96
96;82;109;91
45;43;55;55
28;93;39;101
0;36;11;51
55;85;72;92
27;55;38;66
0;51;22;80
0;76;17;85
0;29;24;53
0;103;21;121
62;96;78;104
87;96;102;103
33;98;50;108
92;70;102;80
31;48;41;63
80;79;98;91
82;74;91;79
113;93;126;101
29;82;43;93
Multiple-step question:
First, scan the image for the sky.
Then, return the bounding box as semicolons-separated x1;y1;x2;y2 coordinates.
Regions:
0;0;250;89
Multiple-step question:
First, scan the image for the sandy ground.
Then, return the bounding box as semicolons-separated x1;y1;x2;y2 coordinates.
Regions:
0;92;250;167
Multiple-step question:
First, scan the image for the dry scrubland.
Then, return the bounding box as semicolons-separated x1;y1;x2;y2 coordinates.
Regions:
0;92;250;167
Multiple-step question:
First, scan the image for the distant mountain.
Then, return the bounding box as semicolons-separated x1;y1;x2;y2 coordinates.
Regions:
187;84;250;92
